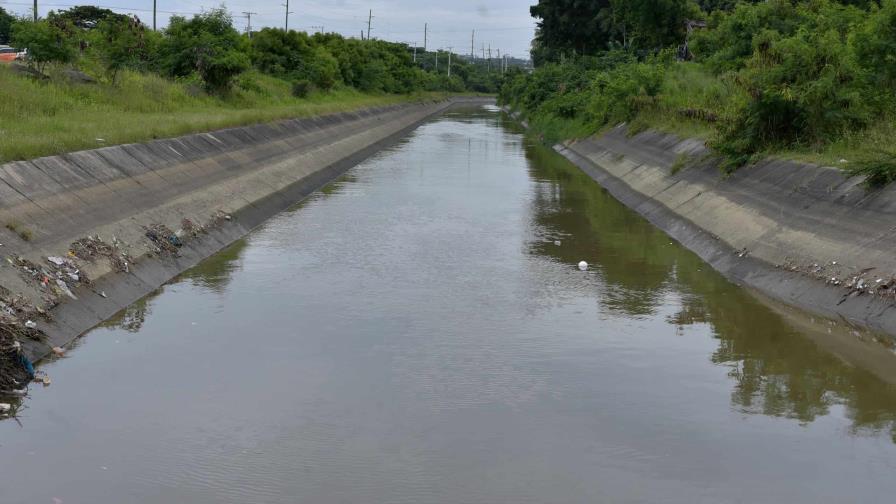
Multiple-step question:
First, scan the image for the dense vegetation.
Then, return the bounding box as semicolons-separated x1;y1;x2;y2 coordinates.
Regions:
503;0;896;185
0;6;507;161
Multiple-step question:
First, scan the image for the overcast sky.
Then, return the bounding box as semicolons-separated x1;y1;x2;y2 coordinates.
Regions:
1;0;537;58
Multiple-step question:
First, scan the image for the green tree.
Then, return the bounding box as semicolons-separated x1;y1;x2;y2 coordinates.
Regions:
10;19;76;73
0;7;14;44
92;16;150;83
53;5;127;28
530;0;613;59
249;28;314;76
623;0;700;49
158;8;249;92
309;46;339;90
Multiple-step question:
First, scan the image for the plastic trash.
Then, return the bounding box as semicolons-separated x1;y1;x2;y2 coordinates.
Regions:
34;371;51;386
0;403;10;413
15;350;34;380
578;261;588;271
554;240;561;246
52;346;65;356
24;320;36;329
56;278;77;300
47;256;67;266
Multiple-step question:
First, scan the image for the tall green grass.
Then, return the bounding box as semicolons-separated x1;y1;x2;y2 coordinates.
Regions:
0;66;444;162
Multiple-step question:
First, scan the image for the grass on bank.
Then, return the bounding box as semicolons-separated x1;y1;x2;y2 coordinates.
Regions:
0;66;453;163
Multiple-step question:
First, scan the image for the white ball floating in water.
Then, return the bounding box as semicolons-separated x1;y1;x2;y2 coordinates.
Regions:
554;240;562;246
578;261;588;271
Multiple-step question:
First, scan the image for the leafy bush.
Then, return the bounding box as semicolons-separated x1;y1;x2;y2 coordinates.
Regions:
309;46;339;91
158;8;249;92
91;16;151;83
10;19;77;73
712;1;870;168
851;0;896;89
292;79;312;98
0;7;13;44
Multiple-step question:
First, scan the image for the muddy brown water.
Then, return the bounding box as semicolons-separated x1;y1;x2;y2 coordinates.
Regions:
2;107;896;503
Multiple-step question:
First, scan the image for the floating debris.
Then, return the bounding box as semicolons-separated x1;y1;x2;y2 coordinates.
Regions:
578;261;588;271
34;370;51;386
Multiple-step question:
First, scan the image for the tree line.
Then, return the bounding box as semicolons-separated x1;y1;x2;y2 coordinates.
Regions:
504;0;896;185
0;5;503;95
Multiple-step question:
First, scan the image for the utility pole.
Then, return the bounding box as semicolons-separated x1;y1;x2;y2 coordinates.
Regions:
446;47;453;78
153;0;156;30
33;0;37;21
488;44;491;73
282;1;293;31
413;42;417;63
424;23;428;52
242;12;257;38
435;50;438;73
367;10;373;40
471;30;475;60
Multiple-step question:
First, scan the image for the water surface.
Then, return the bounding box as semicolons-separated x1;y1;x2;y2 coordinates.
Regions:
2;107;896;503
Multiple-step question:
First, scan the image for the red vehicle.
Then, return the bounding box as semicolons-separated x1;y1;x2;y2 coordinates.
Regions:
0;46;25;63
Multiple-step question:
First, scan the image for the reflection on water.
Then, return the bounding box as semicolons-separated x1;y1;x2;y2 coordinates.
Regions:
523;135;896;441
1;106;896;503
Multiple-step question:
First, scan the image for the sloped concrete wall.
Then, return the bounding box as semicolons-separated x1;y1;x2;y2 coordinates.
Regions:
557;125;896;336
1;97;493;362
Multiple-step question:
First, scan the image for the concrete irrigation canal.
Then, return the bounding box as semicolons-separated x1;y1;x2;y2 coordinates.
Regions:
2;104;896;502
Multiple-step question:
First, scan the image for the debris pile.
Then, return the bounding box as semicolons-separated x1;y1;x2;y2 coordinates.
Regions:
9;256;86;305
181;218;199;237
776;257;896;302
209;210;233;227
0;325;36;395
70;235;130;273
144;224;182;255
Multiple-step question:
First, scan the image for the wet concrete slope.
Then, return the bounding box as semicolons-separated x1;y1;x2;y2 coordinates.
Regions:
556;124;896;336
0;97;493;363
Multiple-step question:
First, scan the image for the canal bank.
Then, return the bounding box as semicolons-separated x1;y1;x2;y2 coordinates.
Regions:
508;112;896;339
0;97;493;368
3;107;896;503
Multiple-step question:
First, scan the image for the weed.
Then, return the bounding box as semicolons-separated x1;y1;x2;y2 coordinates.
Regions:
670;154;690;175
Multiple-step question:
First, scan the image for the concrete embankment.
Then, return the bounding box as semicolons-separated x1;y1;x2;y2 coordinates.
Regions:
0;97;493;364
552;124;896;337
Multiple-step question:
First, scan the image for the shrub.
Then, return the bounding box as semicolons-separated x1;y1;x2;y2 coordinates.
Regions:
0;7;13;44
309;46;339;91
711;1;871;168
157;8;249;92
10;19;76;73
291;79;311;98
91;16;150;83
